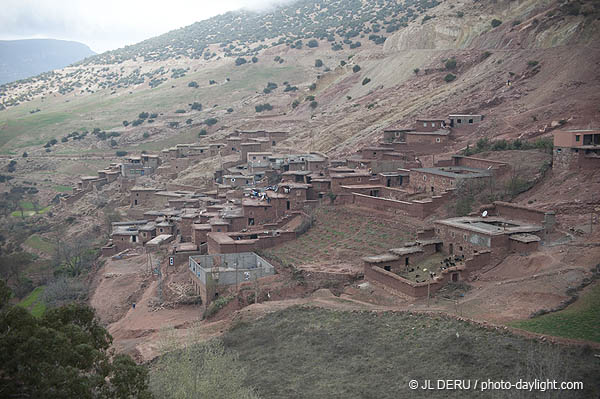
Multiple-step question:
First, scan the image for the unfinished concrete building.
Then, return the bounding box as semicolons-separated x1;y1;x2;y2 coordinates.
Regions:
189;252;275;304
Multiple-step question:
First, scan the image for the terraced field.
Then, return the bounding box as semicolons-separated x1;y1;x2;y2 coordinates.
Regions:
265;206;424;267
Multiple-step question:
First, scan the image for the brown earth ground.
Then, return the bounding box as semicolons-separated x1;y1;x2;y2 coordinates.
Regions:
89;205;600;362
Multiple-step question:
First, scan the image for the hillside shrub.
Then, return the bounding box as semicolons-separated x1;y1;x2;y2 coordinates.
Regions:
309;101;318;109
138;112;149;119
122;120;129;127
227;108;234;113
352;65;361;73
191;102;202;111
413;68;420;75
444;73;456;82
491;19;502;28
143;132;150;138
362;77;371;85
315;59;323;67
175;109;186;113
255;103;273;112
204;118;218;126
309;83;317;90
235;57;247;66
307;39;319;48
527;60;539;68
445;58;457;70
186;119;193;124
198;129;207;136
188;81;199;88
252;56;258;63
115;151;128;157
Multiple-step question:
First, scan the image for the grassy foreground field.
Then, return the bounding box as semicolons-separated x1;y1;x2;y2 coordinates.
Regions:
222;307;600;399
509;283;600;343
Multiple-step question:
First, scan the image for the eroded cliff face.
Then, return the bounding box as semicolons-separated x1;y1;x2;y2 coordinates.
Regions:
383;0;599;52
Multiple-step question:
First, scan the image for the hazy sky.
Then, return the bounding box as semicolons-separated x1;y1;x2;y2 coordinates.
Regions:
1;0;293;53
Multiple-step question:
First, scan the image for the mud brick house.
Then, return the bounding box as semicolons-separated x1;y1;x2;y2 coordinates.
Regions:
409;166;491;194
223;175;256;188
243;199;276;226
192;224;212;246
444;155;508;176
448;114;484;130
240;142;263;161
363;235;491;298
206;230;296;255
379;171;409;187
189;252;275;304
107;220;149;252
226;136;243;154
247;152;272;171
130;187;160;207
330;171;372;194
553;129;600;170
138;222;157;244
281;170;312;184
121;154;161;178
279;182;310;210
381;117;451;155
434;211;548;264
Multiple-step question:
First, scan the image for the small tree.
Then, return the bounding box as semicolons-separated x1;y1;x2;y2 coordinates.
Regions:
491;19;502;28
307;39;319;48
235;57;247;66
191;102;202;111
198;129;207;136
22;152;28;158
122;120;129;127
315;59;324;68
204;118;218;126
252;56;258;63
352;65;361;73
444;73;456;83
413;68;420;75
445;58;457;70
310;101;318;109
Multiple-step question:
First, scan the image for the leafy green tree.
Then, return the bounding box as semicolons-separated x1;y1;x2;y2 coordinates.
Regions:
0;292;152;398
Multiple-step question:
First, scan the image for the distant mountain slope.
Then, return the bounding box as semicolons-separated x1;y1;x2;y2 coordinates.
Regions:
0;39;95;84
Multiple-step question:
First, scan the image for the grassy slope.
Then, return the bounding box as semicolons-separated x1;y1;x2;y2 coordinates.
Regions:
0;61;307;153
17;286;46;317
24;234;56;256
223;307;600;399
509;282;600;343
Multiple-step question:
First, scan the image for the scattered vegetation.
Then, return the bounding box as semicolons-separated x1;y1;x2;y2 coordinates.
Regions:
255;103;273;112
444;73;456;82
221;306;600;398
491;19;503;28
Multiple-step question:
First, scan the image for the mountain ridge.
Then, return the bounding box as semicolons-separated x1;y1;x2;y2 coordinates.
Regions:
0;39;96;85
